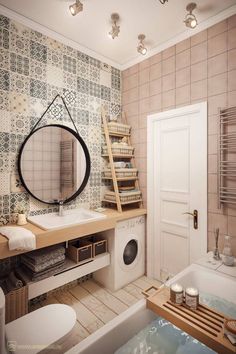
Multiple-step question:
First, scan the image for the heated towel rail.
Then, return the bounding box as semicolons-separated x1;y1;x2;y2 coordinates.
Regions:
218;106;236;207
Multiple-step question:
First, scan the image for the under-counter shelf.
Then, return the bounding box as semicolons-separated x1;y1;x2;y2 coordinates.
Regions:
27;253;110;300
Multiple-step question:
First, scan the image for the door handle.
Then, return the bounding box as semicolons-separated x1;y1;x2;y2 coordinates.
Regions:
183;210;198;230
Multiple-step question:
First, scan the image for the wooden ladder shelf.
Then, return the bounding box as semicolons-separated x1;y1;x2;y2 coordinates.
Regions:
146;287;236;354
101;107;143;212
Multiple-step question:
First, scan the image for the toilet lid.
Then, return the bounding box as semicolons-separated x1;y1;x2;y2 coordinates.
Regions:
5;304;76;354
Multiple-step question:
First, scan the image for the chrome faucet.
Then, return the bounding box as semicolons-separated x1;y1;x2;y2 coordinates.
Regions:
213;228;221;260
58;200;64;217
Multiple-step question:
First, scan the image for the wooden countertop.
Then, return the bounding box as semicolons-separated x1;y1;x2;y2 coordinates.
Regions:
0;208;146;259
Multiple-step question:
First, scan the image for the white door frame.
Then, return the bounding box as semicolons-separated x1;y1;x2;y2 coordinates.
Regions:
147;102;208;279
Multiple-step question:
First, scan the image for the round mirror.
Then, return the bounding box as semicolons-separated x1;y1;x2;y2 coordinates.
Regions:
18;124;90;205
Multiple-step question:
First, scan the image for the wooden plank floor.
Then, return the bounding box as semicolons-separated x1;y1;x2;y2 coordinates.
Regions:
37;276;161;353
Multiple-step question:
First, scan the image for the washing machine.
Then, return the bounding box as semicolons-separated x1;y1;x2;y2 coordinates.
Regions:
94;215;145;291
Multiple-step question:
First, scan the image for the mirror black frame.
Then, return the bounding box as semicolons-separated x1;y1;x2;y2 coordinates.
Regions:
18;124;91;205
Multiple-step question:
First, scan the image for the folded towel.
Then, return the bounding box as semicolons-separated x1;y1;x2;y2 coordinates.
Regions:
22;261;65;281
24;245;65;265
0;272;23;294
21;254;65;273
9;271;23;289
0;226;36;251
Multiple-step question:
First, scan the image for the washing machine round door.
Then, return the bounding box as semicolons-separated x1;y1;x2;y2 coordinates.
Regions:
123;239;138;266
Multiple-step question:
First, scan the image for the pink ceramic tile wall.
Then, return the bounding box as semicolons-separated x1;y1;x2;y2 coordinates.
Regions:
122;15;236;255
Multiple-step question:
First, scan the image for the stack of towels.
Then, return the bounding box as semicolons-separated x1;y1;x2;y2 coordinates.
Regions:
20;245;66;281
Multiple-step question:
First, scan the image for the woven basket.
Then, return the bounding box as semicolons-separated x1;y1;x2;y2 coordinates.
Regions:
5;285;28;323
103;168;138;178
104;190;142;203
107;122;131;135
102;145;134;156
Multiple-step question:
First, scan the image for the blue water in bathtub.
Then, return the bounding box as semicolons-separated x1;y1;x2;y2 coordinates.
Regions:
115;293;236;354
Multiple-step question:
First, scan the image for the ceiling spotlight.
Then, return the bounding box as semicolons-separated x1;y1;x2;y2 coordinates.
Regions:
184;3;198;29
159;0;168;4
69;0;83;16
137;34;147;55
109;13;120;39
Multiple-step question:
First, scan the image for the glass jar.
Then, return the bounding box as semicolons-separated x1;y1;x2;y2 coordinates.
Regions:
222;235;234;266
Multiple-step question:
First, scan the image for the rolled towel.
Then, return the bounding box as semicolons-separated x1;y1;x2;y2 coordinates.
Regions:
9;272;23;289
0;226;36;251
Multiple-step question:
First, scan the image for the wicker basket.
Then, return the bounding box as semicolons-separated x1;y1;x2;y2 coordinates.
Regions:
103;168;138;178
5;285;28;323
102;145;134;156
107;122;131;135
104;190;142;204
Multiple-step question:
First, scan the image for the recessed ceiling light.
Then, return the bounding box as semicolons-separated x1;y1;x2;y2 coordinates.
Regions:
69;0;83;16
159;0;168;4
137;34;147;55
108;13;120;39
184;2;198;29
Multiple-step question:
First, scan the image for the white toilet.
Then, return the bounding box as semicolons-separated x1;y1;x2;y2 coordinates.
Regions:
0;288;77;354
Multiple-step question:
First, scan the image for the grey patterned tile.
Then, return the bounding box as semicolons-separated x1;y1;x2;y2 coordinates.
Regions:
48;102;63;119
89;112;100;126
47;84;62;102
10;33;30;57
11;113;30;134
0;110;10;132
90;65;100;84
0;89;9;110
0;69;9;91
63;54;76;74
63;71;77;89
65;45;77;58
30;30;47;44
10;192;29;213
111;74;120;90
10;53;29;76
0;28;9;50
0;48;9;70
89;57;100;68
101;85;111;101
0;15;9;29
89;81;100;98
76;109;89;125
48;48;62;68
112;66;120;77
10;133;26;153
77;51;89;63
30;40;47;63
10;21;30;38
30;59;46;81
63;88;76;107
0;153;9;172
77;59;89;79
90;172;101;187
9;92;29;115
10;72;30;94
30;79;47;100
77;93;89;110
0;194;10;224
111;88;121;104
0;132;9;152
77;77;89;93
111;103;121;119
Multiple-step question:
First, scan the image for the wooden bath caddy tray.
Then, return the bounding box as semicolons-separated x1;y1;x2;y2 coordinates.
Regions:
145;287;236;354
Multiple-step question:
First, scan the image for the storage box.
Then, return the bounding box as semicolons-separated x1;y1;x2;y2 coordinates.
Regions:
103;168;138;179
92;237;107;257
102;145;134;156
66;239;93;263
104;190;142;204
107;122;131;135
4;272;28;324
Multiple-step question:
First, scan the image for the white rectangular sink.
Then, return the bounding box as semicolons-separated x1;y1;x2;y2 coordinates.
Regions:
28;208;106;230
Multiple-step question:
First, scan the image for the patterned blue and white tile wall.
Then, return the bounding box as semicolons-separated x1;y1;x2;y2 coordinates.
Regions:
0;14;121;224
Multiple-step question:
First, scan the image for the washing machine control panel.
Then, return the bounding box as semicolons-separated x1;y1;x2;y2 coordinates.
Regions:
116;216;145;231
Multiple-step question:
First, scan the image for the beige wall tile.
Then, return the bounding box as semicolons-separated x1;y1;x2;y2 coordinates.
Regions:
208;193;223;214
208;212;228;233
228;27;236;50
139;128;147;144
176;38;190;54
150;62;162;80
208;32;227;58
139;114;147;129
208;114;218;135
127;115;139;129
123;73;138;92
162;89;175;108
228;69;236;91
208;20;227;39
228;216;236;237
123;101;139;117
122;87;139;105
191;79;207;100
208;134;217;155
191;42;207;64
139;83;149;100
228;48;236;71
228;90;236;106
129;64;139;76
208;52;227;77
139;68;150;85
139;97;150;114
149;93;162;113
149;78;162;96
208;93;227;115
176;49;190;70
176;85;190;105
162;73;175;92
208;72;227;96
228;14;236;30
162;45;175;59
149;52;162;66
162;56;175;75
139;59;150;71
191;30;207;47
191;61;207;82
176;67;190;88
208;154;217;173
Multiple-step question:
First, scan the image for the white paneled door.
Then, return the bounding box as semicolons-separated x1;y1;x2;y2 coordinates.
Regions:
147;103;207;280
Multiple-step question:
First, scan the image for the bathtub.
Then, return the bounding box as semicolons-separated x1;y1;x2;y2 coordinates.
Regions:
66;263;236;354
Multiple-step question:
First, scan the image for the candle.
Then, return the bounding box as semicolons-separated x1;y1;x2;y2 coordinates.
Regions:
185;287;199;310
170;283;183;305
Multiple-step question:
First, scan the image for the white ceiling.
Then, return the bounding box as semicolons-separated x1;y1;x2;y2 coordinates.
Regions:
0;0;236;69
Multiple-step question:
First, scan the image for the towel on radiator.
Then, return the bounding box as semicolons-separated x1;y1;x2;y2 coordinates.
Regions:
0;226;36;251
